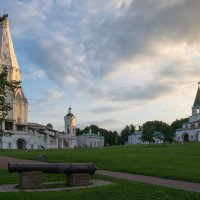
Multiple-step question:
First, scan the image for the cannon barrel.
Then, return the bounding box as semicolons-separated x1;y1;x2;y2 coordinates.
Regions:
8;163;97;175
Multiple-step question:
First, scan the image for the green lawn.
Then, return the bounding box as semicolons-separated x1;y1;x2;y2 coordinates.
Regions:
0;142;200;183
0;176;200;200
1;143;200;199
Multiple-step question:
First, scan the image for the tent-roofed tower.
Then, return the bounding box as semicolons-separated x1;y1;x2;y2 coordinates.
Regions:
192;82;200;115
0;14;28;131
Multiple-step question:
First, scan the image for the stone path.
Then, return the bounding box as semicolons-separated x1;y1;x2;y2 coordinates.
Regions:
0;156;45;169
0;156;200;193
97;170;200;193
0;180;113;193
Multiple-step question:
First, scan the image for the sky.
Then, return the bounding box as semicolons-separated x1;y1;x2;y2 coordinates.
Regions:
0;0;200;132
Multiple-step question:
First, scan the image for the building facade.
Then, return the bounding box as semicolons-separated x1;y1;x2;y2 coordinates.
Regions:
128;131;163;145
176;83;200;142
77;130;104;148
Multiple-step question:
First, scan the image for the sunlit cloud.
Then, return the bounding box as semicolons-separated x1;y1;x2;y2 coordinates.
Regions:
1;0;199;131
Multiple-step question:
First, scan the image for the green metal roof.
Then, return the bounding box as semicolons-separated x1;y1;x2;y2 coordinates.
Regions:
193;84;200;107
82;133;99;137
130;131;142;136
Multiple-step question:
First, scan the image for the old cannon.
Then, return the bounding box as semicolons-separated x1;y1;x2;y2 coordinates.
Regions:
8;162;97;189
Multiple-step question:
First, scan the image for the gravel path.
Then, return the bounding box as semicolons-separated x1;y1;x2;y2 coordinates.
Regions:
0;156;200;193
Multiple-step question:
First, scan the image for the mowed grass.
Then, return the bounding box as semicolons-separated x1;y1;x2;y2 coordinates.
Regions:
0;143;200;182
0;176;200;200
1;143;200;199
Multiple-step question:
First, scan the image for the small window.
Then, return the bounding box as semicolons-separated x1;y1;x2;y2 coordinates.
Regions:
5;122;13;131
16;125;26;131
191;124;195;128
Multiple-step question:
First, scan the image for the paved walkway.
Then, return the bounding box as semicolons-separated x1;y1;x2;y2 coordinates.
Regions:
0;156;45;169
0;156;200;193
0;180;113;193
97;170;200;193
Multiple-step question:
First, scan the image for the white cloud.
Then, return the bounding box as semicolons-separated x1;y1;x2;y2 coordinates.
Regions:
23;69;45;79
45;90;64;100
1;0;200;130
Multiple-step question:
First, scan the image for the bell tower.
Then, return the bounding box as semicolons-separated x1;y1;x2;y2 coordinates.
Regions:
64;107;76;136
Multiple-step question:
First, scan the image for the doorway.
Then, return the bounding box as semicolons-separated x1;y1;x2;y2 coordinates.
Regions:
183;133;189;142
16;139;26;149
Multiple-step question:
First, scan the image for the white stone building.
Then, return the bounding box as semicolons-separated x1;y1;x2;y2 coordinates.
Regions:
77;130;104;148
128;131;163;145
176;83;200;142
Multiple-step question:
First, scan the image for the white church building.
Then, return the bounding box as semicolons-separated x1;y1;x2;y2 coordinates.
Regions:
77;129;104;148
176;83;200;142
0;14;104;149
128;131;163;145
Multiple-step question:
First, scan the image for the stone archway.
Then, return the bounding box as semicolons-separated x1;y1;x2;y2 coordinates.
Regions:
183;133;189;142
16;139;26;149
64;140;69;148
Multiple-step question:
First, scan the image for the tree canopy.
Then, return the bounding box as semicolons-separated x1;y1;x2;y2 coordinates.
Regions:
119;124;135;145
151;120;174;144
170;118;189;132
141;120;174;146
141;121;156;146
0;68;20;132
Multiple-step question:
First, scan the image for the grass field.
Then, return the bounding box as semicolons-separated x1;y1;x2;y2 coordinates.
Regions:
1;143;200;199
0;175;200;200
0;142;200;183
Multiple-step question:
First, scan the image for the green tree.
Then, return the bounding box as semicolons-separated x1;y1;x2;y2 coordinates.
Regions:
0;67;20;134
152;120;174;144
119;124;135;145
171;118;189;132
80;124;119;146
141;120;175;146
141;121;156;147
76;127;82;136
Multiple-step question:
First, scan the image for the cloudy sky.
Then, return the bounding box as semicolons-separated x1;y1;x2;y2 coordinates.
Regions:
1;0;200;132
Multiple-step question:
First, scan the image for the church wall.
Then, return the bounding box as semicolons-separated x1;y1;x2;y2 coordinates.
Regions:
0;130;59;150
77;135;104;148
176;128;200;142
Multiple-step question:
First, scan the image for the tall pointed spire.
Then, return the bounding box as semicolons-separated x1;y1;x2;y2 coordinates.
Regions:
193;82;200;107
0;14;21;82
0;14;28;126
